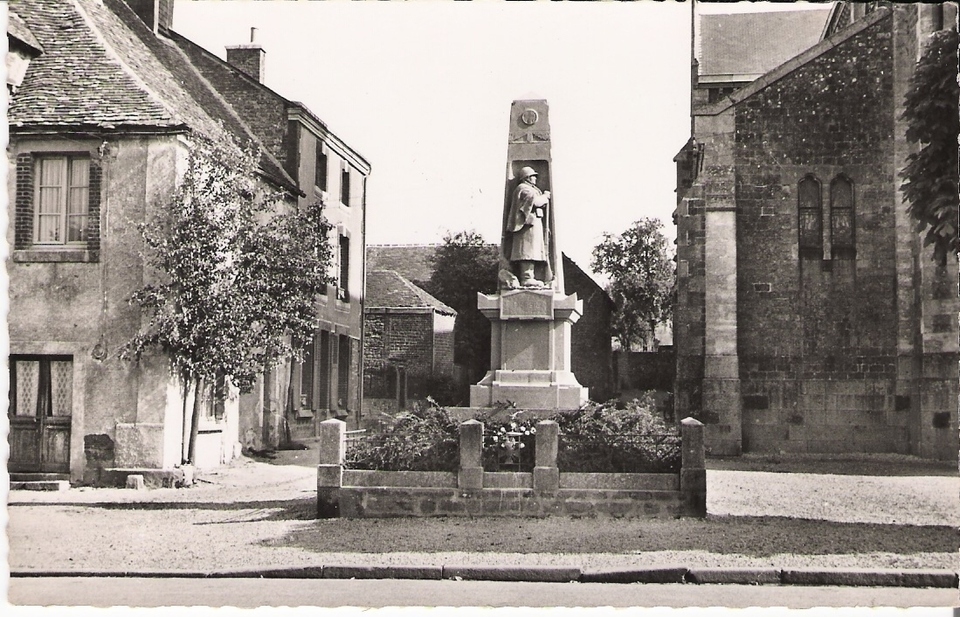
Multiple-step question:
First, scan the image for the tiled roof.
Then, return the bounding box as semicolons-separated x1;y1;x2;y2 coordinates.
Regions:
367;245;444;287
367;244;610;303
104;1;298;191
168;31;291;175
9;0;217;133
698;9;831;83
168;33;370;177
8;0;298;192
366;270;457;315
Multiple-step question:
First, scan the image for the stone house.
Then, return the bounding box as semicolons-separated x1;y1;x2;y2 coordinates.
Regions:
168;12;371;442
674;2;958;460
363;270;457;414
6;0;368;483
367;245;615;403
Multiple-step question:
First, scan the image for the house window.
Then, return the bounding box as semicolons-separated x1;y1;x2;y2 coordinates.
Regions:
337;234;350;301
340;168;351;206
9;356;73;418
315;145;327;192
14;152;101;262
201;374;226;422
34;155;90;245
798;175;822;259
830;175;855;259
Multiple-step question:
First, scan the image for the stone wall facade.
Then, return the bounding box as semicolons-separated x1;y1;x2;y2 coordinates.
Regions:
7;134;242;482
675;6;958;460
563;256;616;402
363;309;456;406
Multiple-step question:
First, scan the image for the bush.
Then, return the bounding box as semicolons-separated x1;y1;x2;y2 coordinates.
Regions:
346;402;459;471
346;393;680;473
554;395;681;473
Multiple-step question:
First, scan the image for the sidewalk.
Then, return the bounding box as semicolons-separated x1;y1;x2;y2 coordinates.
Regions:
7;447;959;588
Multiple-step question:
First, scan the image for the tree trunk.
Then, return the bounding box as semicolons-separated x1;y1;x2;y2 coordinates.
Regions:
280;363;295;449
181;378;191;464
187;376;205;464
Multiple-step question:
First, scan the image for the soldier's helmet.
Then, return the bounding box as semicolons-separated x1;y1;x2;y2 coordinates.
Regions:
518;166;538;180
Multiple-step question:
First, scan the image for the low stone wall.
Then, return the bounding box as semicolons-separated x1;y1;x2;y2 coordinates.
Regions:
317;417;706;519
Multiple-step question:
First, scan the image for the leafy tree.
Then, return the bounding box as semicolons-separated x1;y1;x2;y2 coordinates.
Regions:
122;130;333;463
591;218;674;351
423;230;499;400
900;27;959;265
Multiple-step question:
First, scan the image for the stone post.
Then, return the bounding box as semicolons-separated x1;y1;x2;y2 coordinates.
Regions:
317;418;345;518
533;420;559;493
680;417;707;517
458;420;483;490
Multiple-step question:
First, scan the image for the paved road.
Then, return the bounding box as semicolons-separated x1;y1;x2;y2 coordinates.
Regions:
8;577;959;609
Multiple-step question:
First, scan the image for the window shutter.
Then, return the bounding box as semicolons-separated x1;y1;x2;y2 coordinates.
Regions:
87;160;102;253
14;154;34;249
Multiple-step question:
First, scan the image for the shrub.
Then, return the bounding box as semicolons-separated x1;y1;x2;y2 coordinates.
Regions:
554;395;681;473
346;393;681;473
346;401;459;471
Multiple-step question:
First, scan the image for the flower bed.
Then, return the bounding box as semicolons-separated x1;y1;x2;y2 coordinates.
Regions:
345;395;681;474
318;415;707;519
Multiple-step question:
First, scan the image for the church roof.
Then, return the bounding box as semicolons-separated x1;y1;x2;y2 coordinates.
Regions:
696;7;890;116
698;8;832;84
366;270;457;316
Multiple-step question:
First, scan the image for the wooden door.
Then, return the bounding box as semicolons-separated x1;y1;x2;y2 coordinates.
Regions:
8;356;72;473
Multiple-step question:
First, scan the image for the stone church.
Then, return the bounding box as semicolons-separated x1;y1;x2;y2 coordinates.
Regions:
674;2;958;460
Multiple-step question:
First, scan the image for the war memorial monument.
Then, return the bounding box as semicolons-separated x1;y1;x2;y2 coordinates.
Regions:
469;99;589;411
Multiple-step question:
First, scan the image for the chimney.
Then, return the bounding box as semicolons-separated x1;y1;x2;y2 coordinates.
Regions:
226;28;265;83
125;0;175;34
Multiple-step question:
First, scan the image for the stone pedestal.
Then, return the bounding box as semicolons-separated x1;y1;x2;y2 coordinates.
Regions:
469;289;588;410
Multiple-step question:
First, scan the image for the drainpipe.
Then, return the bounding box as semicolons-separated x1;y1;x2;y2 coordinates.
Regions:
357;173;369;428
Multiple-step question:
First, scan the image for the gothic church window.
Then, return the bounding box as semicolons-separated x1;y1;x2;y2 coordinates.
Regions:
830;175;855;259
798;175;822;258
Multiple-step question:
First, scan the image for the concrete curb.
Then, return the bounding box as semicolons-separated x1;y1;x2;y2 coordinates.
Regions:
11;566;959;588
686;567;781;585
581;567;687;584
444;566;580;583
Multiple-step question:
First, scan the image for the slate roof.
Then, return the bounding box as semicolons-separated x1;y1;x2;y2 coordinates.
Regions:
9;0;216;133
367;245;440;288
168;31;370;179
366;270;457;316
698;8;832;83
8;0;298;192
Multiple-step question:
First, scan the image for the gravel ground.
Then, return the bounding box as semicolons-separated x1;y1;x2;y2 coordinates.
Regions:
6;449;958;574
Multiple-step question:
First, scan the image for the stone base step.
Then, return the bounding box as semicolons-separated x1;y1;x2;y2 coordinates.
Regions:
99;467;186;488
10;472;70;482
10;480;70;491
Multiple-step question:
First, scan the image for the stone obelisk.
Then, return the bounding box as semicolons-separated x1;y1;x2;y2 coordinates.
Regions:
469;99;589;410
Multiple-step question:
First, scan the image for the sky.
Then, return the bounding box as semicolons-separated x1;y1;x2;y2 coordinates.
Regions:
173;0;831;283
